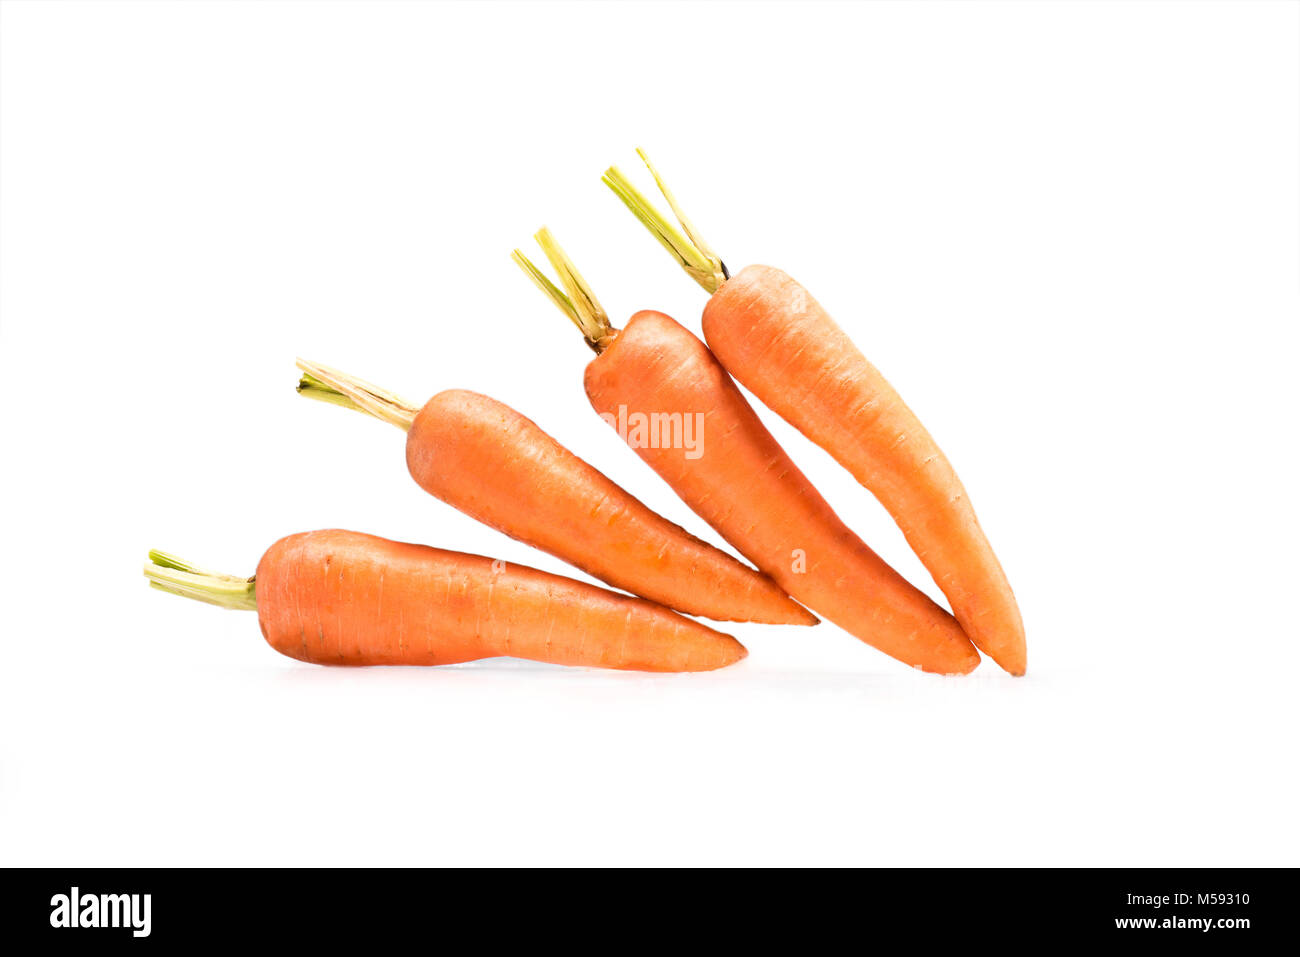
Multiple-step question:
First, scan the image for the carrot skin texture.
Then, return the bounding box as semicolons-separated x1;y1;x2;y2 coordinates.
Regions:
703;266;1026;674
254;530;747;672
403;390;814;626
583;312;979;675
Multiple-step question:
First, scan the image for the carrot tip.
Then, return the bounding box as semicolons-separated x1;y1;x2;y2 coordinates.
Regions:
977;643;1026;676
926;647;982;676
773;605;818;627
718;641;748;669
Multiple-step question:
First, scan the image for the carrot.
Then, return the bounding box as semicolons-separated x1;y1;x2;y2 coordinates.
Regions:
142;530;747;672
294;362;813;626
513;229;979;675
602;151;1027;675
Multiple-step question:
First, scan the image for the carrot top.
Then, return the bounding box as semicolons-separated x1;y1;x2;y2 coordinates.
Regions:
143;550;257;610
295;359;420;431
512;227;617;353
602;148;728;294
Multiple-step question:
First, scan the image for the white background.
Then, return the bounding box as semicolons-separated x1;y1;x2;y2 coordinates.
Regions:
2;0;1297;866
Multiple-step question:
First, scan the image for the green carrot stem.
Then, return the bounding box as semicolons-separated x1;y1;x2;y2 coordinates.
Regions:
143;549;257;611
297;372;365;413
294;359;419;431
511;247;579;322
602;148;727;294
512;227;616;353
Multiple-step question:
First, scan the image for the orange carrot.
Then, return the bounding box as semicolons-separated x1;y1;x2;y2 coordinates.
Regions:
295;361;813;626
142;530;747;672
513;230;979;675
603;151;1026;675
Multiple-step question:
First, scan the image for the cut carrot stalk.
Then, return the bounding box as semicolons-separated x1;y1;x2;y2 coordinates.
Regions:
294;359;814;626
513;229;979;675
602;150;1026;675
144;550;257;610
143;530;747;672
